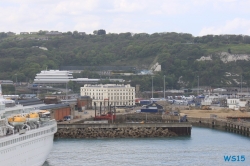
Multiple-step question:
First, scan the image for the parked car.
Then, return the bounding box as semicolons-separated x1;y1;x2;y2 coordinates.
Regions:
63;115;71;121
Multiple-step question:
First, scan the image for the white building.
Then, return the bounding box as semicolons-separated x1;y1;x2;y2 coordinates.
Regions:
34;70;125;84
80;84;135;107
34;70;73;83
227;98;247;110
227;98;240;110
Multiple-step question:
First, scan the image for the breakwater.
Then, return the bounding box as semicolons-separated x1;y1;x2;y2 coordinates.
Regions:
188;117;250;137
55;123;192;138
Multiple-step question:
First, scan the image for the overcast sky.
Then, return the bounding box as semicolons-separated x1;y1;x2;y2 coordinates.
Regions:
1;0;250;36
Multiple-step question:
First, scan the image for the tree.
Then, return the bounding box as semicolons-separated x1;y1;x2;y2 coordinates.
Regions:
97;29;106;35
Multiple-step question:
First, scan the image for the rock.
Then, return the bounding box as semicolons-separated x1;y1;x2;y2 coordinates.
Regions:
55;126;178;138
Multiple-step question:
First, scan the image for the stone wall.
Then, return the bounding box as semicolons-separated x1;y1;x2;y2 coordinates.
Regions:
55;127;178;138
187;117;227;130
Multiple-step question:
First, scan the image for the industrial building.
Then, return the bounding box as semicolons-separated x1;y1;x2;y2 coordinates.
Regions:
33;70;125;84
40;103;72;121
34;70;73;83
76;96;92;111
80;84;135;107
0;80;14;85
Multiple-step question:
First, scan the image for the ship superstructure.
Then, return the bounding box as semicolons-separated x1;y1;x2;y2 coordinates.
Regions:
0;84;57;166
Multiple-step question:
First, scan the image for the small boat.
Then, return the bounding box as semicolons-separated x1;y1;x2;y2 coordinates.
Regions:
8;115;26;126
26;112;39;122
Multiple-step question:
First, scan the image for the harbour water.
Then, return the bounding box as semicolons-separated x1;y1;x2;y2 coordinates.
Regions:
43;127;250;166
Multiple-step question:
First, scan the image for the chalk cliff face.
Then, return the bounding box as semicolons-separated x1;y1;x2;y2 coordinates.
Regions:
219;52;250;63
196;52;250;63
196;56;212;61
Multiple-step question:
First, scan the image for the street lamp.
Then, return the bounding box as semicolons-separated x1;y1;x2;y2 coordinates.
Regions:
66;81;68;102
151;76;154;99
197;76;199;96
15;74;17;95
241;75;242;94
164;75;165;99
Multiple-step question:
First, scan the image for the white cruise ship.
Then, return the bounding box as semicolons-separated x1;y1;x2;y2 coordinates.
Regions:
0;84;57;166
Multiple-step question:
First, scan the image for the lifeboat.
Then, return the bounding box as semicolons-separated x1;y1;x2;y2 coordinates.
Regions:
8;115;26;126
38;110;51;121
26;112;39;122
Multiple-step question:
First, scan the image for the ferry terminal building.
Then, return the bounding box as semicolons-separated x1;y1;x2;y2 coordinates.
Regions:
80;84;135;107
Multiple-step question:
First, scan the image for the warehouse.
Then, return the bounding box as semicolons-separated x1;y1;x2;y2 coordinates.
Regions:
40;103;72;121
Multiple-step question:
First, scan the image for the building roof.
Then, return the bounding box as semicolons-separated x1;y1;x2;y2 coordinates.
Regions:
39;103;70;110
15;98;44;106
80;96;91;99
213;88;227;92
60;66;136;71
82;84;133;88
146;102;163;109
0;80;14;84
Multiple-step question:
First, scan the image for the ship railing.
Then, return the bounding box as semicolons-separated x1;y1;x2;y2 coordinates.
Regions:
39;119;56;128
3;119;56;137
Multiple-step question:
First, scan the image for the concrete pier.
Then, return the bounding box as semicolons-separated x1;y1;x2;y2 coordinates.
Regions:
55;123;192;138
187;117;250;137
225;121;250;136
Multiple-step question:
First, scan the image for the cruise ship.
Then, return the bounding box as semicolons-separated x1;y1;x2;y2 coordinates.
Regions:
0;84;57;166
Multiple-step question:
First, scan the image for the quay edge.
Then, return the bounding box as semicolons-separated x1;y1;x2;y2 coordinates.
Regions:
55;122;192;138
188;117;250;137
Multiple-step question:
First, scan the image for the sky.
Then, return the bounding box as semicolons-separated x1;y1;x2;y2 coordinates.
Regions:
1;0;250;36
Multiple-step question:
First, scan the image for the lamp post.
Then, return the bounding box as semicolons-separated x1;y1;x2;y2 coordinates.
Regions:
241;75;242;94
164;75;165;99
197;76;199;96
151;76;154;99
15;74;17;95
66;81;68;102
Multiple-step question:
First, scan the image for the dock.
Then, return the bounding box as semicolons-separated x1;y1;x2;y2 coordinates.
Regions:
188;117;250;137
55;122;192;138
226;121;250;136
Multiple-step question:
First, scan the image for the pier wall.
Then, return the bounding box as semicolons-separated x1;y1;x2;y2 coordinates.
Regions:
55;123;192;138
187;117;250;137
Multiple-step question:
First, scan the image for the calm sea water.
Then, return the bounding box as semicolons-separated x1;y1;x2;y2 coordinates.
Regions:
43;127;250;166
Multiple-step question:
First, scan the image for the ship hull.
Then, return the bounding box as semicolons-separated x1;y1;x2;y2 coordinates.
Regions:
0;121;57;166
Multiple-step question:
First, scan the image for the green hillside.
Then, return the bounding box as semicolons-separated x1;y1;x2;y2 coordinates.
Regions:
1;31;250;91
